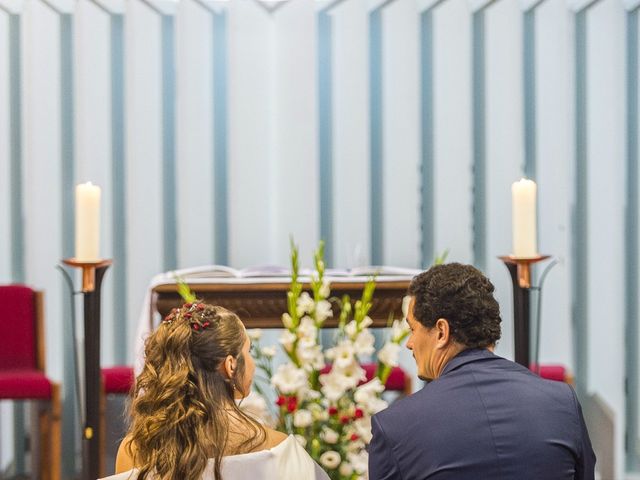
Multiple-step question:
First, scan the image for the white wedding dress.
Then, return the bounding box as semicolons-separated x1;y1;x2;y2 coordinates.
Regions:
101;435;330;480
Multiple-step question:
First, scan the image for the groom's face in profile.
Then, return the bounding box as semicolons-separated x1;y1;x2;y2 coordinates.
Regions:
406;296;439;381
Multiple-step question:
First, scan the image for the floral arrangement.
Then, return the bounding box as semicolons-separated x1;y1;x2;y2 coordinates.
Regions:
248;241;410;480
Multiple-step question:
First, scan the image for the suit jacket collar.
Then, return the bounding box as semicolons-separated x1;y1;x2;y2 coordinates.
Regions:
440;348;495;377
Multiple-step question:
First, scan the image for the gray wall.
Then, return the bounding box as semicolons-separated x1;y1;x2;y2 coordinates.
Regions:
0;0;639;476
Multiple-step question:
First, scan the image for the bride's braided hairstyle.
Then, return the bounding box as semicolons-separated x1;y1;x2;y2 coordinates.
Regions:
127;303;266;480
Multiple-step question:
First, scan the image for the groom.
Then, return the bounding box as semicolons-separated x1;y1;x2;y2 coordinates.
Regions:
368;263;595;480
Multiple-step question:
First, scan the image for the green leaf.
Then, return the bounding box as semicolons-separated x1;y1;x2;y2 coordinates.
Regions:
173;274;197;303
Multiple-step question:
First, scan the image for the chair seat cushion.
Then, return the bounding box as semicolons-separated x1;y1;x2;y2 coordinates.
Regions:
530;364;567;382
0;369;52;399
102;366;134;394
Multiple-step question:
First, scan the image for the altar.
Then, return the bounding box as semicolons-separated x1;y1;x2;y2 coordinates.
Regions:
135;267;420;367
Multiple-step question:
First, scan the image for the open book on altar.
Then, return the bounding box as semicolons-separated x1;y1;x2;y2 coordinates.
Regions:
173;264;292;279
170;264;422;279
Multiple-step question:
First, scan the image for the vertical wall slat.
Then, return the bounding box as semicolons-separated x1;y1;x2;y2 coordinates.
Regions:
213;11;229;265
472;9;486;271
523;9;536;179
625;6;639;471
111;13;127;363
369;7;383;265
318;9;334;266
420;9;434;267
161;14;177;271
573;8;588;395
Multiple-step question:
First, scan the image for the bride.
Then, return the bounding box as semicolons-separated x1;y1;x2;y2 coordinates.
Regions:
107;303;329;480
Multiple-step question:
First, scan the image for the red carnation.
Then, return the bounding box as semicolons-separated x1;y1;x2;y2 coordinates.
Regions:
354;408;364;419
328;406;338;416
197;303;205;310
340;415;350;425
350;434;359;441
184;303;192;308
276;396;286;407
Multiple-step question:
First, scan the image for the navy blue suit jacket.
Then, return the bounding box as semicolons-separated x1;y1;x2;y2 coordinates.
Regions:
369;349;596;480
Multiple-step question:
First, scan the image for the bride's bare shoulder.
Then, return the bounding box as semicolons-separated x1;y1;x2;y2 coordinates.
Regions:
264;427;289;449
115;435;136;473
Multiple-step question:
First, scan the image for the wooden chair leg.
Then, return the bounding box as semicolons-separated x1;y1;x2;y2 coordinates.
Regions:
49;383;62;480
29;401;42;480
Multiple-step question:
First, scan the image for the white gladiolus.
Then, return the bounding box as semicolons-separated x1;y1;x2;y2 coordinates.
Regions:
339;462;354;476
377;342;401;367
298;316;317;341
321;427;340;444
326;340;356;369
347;451;369;474
391;318;410;343
260;346;277;357
293;409;313;428
402;295;412;318
355;378;388;414
246;329;262;341
282;312;294;329
271;363;307;394
336;361;367;389
353;417;373;443
361;316;373;329
320;279;331;298
319;372;350;401
344;320;358;338
320;451;341;469
279;330;297;352
353;330;375;356
315;300;333;322
296;292;315;316
297;344;325;372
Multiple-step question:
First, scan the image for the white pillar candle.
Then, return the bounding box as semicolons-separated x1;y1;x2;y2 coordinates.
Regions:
75;182;101;261
511;178;537;258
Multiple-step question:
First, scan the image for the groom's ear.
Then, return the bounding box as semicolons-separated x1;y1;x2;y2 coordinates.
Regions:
434;318;451;348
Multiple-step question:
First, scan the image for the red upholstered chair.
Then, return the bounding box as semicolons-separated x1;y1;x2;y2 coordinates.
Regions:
0;285;61;480
100;365;134;471
530;364;573;384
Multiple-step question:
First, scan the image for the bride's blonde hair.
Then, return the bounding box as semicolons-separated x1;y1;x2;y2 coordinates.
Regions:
127;303;266;480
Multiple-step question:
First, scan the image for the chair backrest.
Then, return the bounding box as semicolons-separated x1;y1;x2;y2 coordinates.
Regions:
0;285;43;371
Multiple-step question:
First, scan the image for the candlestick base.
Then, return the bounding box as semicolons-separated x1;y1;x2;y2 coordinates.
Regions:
498;255;550;288
62;259;112;292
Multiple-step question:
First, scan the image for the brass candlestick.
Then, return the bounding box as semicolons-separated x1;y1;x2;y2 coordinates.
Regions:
498;255;550;288
499;254;550;368
62;258;112;292
59;258;112;479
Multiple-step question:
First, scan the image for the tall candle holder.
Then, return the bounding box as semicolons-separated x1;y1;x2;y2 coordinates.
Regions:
498;255;549;367
59;258;112;480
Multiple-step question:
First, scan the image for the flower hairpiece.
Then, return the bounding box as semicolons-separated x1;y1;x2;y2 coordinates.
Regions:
162;302;208;328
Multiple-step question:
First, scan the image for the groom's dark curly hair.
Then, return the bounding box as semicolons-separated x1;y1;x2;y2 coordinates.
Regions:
408;263;501;348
